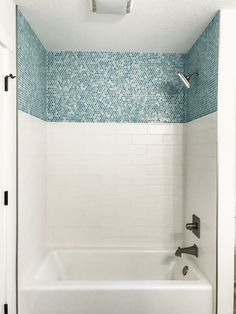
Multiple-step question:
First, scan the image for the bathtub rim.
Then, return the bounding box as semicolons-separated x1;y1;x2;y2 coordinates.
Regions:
20;248;212;291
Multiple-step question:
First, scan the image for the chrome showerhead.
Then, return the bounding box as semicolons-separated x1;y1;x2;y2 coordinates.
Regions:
177;71;199;88
178;73;191;88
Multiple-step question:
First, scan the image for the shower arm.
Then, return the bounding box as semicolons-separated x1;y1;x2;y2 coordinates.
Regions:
187;71;199;80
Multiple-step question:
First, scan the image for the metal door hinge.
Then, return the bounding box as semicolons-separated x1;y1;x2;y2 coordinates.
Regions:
4;304;8;314
4;191;8;206
4;74;16;91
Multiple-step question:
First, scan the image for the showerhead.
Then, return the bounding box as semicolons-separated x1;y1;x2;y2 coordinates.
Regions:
177;71;199;88
178;73;190;88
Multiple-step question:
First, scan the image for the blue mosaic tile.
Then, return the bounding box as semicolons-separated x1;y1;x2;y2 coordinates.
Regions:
186;14;219;122
17;10;46;121
17;9;219;123
46;52;186;123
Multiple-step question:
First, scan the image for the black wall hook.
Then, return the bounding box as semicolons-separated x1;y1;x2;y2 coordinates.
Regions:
5;74;16;92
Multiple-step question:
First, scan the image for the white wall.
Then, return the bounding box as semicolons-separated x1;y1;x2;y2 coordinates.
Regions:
18;112;47;282
0;1;16;313
217;10;236;314
0;0;16;52
46;123;184;248
183;112;217;309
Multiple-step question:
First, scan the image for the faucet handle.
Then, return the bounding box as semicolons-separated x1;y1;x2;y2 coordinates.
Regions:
186;223;198;230
186;215;200;238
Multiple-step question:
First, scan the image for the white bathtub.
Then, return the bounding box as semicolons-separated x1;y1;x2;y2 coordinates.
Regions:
20;249;212;314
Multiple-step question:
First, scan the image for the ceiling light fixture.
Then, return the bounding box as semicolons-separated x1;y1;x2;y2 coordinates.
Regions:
92;0;132;15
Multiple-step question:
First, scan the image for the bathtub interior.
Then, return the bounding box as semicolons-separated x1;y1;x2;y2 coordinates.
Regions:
20;250;213;314
32;250;203;282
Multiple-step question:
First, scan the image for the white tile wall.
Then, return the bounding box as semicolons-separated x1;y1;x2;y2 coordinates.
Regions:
46;123;184;248
183;112;217;294
18;109;218;310
18;111;47;281
19;111;217;285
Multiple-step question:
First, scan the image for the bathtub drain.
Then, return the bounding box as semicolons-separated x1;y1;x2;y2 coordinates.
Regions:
182;266;189;276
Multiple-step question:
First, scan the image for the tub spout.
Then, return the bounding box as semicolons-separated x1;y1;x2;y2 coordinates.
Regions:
175;244;198;258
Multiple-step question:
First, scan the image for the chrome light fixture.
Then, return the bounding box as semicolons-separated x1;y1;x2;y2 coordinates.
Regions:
92;0;132;15
177;71;199;88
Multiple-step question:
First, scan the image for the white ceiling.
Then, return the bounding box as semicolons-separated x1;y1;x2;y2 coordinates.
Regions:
16;0;236;53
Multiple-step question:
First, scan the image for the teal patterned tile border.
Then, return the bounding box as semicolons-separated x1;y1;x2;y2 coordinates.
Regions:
186;14;219;122
17;10;46;121
47;52;186;123
17;10;219;123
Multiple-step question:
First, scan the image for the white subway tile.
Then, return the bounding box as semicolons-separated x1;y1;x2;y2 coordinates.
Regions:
133;135;163;145
147;124;183;135
184;112;217;291
163;134;183;145
46;122;183;247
